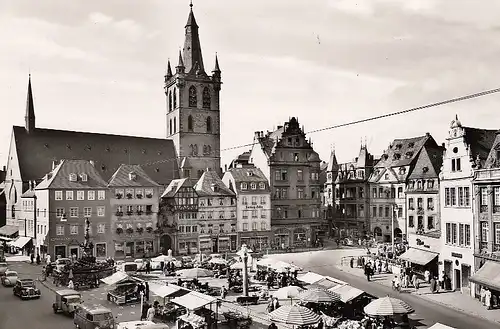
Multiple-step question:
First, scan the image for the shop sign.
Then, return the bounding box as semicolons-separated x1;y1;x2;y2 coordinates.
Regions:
451;252;463;259
245;205;263;209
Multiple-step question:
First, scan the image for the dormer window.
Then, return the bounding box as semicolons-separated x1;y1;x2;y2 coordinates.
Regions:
250;183;257;190
396;144;402;149
211;184;219;192
259;182;265;190
129;172;137;181
393;153;401;160
241;183;248;190
408;142;415;148
405;151;413;158
247;171;254;176
422;166;429;173
80;173;88;182
69;173;77;182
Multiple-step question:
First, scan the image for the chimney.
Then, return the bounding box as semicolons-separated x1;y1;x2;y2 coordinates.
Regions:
52;160;58;170
224;164;228;172
277;125;283;130
426;132;430;137
254;131;260;139
2;166;5;171
89;160;95;167
442;143;445;148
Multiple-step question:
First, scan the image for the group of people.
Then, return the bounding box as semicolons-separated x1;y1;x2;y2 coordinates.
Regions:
263;269;299;289
480;286;498;310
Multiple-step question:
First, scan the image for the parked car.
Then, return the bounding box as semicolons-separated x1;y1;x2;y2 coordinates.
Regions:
52;289;82;316
74;304;116;329
13;279;41;299
1;270;18;287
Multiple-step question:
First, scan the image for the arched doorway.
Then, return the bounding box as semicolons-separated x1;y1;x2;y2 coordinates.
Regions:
394;228;403;240
374;227;382;241
160;234;172;255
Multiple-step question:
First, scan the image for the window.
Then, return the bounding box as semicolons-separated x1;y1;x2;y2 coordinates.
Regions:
70;207;78;217
445;188;450;206
189;86;197;107
260;196;266;204
250;183;257;190
173;87;177;108
88;191;95;200
445;223;451;243
464;187;470;207
379;187;384;198
481;222;489;242
458;187;464;206
409;216;414;228
465;224;471;246
242;197;248;205
98;190;105;200
97;207;105;217
242;210;248;219
241;183;247;190
495;187;500;207
55;191;63;200
188;115;193;131
251;196;257;205
417;181;422;189
56;208;65;217
206;117;212;133
427;198;434;210
480;187;488;206
297;188;304;199
450;187;456;206
69;173;77;182
359;187;364;198
384;173;389;180
80;174;88;182
202;87;211;108
261;222;267;230
459;224;464;245
259;182;265;190
219;198;224;206
385;207;389;217
219;211;225;219
251;210;257;218
252;222;258;231
275;169;288;181
427;180;434;189
56;225;64;236
297;170;303;181
174;117;177;133
417;198;423;209
451;159;455;172
260;210;266;218
372;207;377;217
379;206;383;218
398;206;402;218
66;191;74;200
495;223;500;245
293;153;299;161
70;225;78;235
452;223;457;244
84;207;92;217
408;198;414;209
243;223;248;231
428;216;434;230
77;191;84;200
417;216;423;228
372;188;377;198
358;205;365;217
456;158;461;171
169;119;172;135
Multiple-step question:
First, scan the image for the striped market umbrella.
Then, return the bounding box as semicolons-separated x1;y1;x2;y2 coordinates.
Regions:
269;304;321;326
298;287;341;303
363;296;414;316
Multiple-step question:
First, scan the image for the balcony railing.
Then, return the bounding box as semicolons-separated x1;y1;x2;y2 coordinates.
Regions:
480;205;488;213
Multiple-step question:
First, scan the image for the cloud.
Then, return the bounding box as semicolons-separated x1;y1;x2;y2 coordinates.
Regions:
88;12;149;38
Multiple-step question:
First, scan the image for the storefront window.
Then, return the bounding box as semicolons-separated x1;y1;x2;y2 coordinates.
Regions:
145;241;154;253
125;242;134;257
135;241;145;256
115;243;124;258
199;239;211;253
219;239;230;252
96;243;106;258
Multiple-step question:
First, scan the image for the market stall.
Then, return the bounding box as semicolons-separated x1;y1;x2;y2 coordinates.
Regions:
428;323;456;329
171;291;218;329
105;276;143;306
298;272;325;285
177;312;207;329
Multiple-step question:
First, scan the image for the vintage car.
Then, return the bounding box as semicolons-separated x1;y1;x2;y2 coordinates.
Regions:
0;262;8;278
52;289;82;315
13;279;41;299
74;304;115;329
1;270;18;287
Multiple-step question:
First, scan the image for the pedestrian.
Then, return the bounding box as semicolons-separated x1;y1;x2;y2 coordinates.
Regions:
36;253;41;265
268;322;278;329
424;269;430;283
485;288;492;310
350;257;354;268
147;303;155;321
364;263;371;282
146;261;151;274
481;286;486;305
412;273;419;293
145;281;150;301
141;302;149;321
46;254;51;265
439;271;445;290
30;253;34;264
430;277;437;293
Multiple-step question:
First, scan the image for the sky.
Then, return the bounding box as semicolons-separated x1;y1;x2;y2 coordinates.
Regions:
2;0;500;168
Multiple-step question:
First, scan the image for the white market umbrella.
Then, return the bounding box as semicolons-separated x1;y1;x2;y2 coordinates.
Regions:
364;296;414;316
152;255;175;262
272;286;304;300
176;268;214;278
269;304;321;326
209;258;227;265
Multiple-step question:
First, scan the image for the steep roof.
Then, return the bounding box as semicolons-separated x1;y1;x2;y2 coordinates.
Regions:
35;159;108;190
375;134;432;168
408;146;444;180
161;178;196;198
463;127;497;168
182;5;205;74
229;151;251;169
225;166;269;194
108;164;160;187
12;126;178;185
194;169;234;197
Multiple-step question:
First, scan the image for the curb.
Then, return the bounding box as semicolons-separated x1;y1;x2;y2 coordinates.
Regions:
335;265;500;325
37;278;56;293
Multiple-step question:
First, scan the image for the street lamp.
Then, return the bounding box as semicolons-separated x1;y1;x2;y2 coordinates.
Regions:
391;204;398;253
238;244;249;297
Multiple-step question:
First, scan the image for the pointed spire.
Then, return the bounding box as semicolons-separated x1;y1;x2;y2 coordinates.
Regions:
213;53;221;72
25;74;35;133
182;2;204;74
166;59;173;78
176;49;185;74
327;147;338;173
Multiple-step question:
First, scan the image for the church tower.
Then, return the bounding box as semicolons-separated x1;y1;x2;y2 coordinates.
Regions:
164;3;222;179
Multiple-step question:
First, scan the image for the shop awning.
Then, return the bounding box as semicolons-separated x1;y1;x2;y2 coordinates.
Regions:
311;277;342;290
179;313;206;327
398;248;438;266
0;225;19;237
171;291;216;310
9;236;31;248
101;271;129;285
469;261;500;291
150;284;186;298
298;272;325;284
329;284;365;303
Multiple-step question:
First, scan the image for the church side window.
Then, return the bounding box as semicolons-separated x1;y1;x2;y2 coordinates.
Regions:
173;117;177;134
188;115;193;131
189;86;197;107
202;87;211;109
169;119;172;135
168;91;172;112
206;117;212;133
173;87;177;108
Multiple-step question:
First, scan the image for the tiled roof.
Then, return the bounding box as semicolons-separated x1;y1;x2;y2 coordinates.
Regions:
374;135;431;168
224;166;269;193
408;146;444;180
194;169;235;197
229;151;251;168
484;133;500;169
108;164;160;187
35;159;108;189
21;190;36;198
161;178;196;198
463;127;497;168
12;126;178;185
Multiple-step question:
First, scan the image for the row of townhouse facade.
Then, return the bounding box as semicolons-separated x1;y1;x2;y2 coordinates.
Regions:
324;115;500;300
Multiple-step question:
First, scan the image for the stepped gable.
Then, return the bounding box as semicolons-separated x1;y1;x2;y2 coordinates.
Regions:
12;126;178;185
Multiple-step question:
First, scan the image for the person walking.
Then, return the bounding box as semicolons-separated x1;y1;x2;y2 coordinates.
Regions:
146;304;155;321
144;282;150;302
439;271;445;290
412;273;419;293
